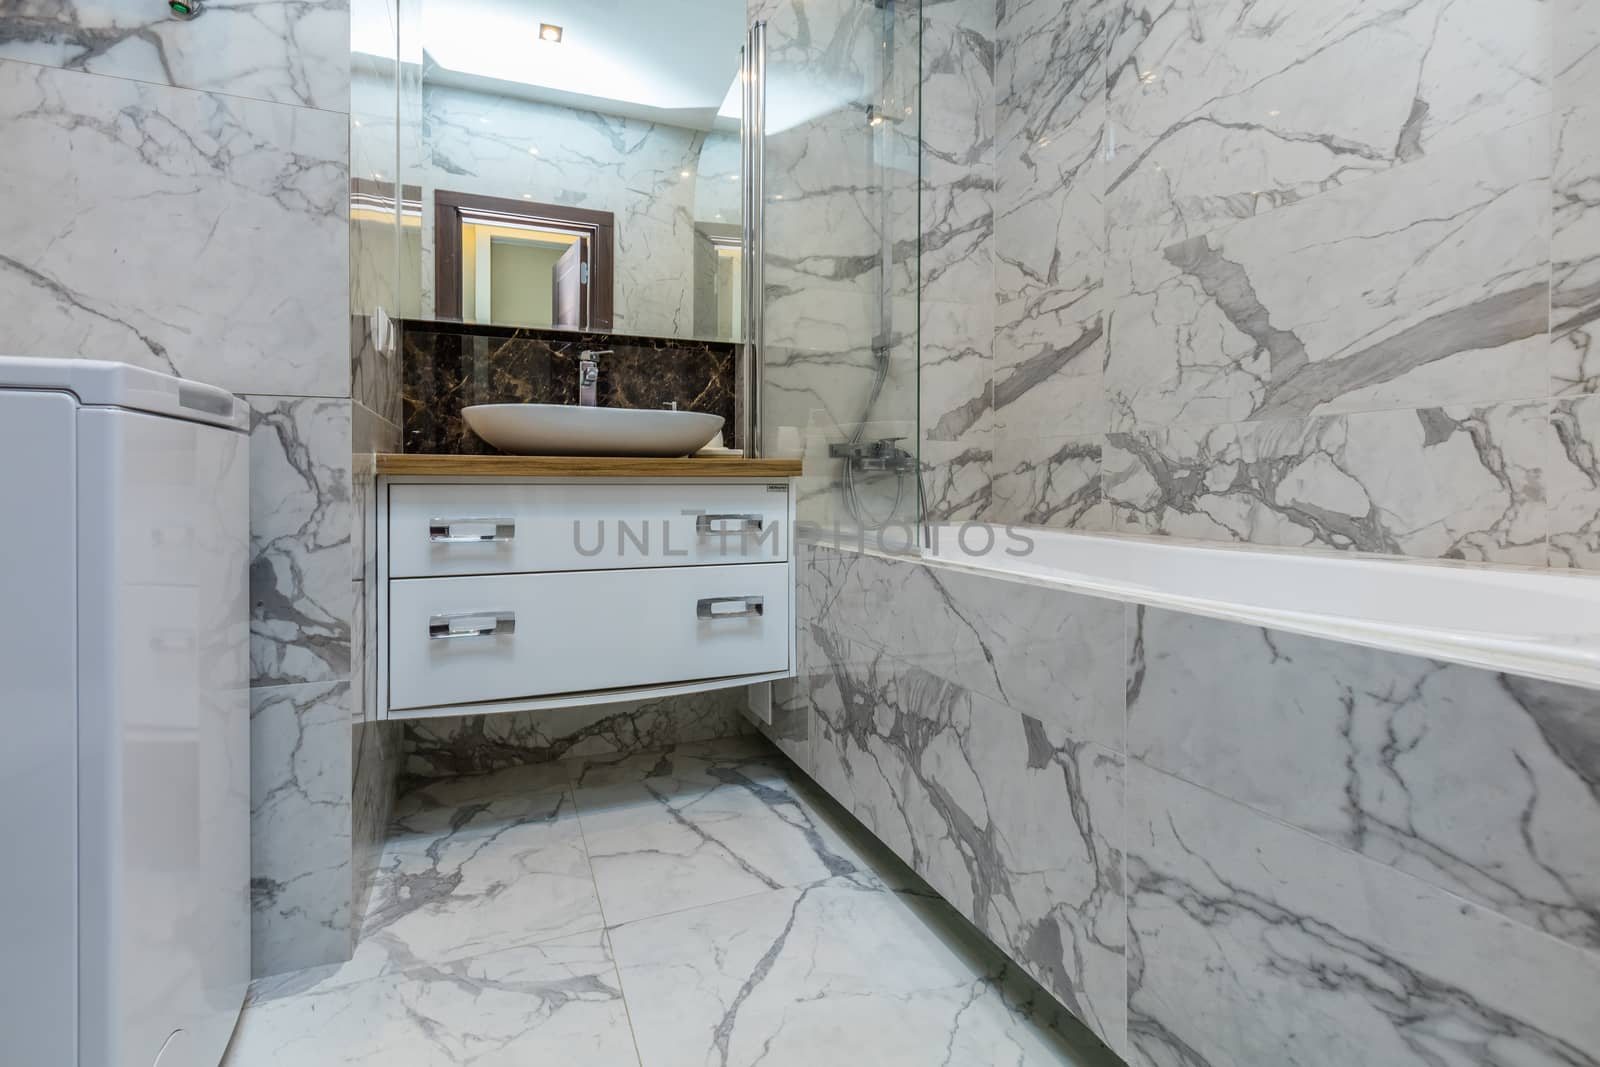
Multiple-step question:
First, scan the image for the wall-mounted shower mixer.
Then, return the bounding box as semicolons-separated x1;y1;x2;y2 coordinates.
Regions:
831;437;917;474
833;437;920;531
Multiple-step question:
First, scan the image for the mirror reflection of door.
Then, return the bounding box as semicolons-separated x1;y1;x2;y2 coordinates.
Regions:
693;224;743;341
434;190;615;330
552;239;586;328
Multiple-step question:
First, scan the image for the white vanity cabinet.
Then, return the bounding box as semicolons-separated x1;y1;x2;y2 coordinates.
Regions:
376;474;797;719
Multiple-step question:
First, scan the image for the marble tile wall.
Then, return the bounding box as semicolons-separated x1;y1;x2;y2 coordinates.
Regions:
919;0;996;522
784;540;1600;1064
399;689;755;782
953;0;1600;569
0;3;360;978
400;322;738;453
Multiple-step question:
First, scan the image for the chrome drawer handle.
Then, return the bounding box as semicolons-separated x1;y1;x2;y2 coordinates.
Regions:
697;596;765;620
696;513;764;536
428;610;516;640
429;517;515;543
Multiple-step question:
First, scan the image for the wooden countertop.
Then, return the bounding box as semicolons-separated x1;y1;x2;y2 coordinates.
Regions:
376;453;803;478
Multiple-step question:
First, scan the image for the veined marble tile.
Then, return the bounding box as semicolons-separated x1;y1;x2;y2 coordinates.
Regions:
1125;761;1600;1067
222;932;638;1067
250;681;354;978
1553;0;1600;396
994;0;1110;440
920;0;995;309
1553;100;1600;397
1549;395;1600;569
922;298;994;449
992;0;1107;442
990;432;1110;530
246;397;353;688
1106;400;1550;563
575;740;880;926
799;551;1127;749
610;881;1088;1067
0;60;348;398
400;690;752;779
1106;0;1551;259
804;627;1127;1050
0;0;349;111
389;762;574;839
922;295;994;522
1106;119;1550;430
997;0;1110;148
994;310;1108;441
349;787;603;980
351;717;401;920
1556;0;1600;134
1128;607;1600;953
352;716;400;908
921;439;995;523
557;736;774;791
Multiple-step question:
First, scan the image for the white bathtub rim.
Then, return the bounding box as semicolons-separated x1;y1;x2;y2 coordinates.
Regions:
806;532;1600;693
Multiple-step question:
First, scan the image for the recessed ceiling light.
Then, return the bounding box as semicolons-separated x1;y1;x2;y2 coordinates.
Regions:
539;23;563;43
528;146;540;155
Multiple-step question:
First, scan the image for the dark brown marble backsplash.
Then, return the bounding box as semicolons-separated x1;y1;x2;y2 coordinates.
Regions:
401;321;738;454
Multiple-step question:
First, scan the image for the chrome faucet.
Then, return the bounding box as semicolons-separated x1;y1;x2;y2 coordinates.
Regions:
578;349;611;407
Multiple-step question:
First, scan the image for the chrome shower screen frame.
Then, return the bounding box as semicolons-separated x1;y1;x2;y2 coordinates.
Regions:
739;20;767;459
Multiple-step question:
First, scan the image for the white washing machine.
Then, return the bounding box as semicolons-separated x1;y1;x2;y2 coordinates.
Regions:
0;358;252;1066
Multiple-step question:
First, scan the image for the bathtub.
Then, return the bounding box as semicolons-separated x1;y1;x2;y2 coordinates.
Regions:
921;523;1600;691
787;524;1600;1062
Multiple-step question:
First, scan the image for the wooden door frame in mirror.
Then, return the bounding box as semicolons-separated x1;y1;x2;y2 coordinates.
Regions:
434;190;615;330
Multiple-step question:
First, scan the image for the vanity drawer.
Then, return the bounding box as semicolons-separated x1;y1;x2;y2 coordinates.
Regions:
388;482;789;577
388;563;790;710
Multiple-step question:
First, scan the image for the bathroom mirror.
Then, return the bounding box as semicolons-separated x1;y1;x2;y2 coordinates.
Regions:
392;0;747;341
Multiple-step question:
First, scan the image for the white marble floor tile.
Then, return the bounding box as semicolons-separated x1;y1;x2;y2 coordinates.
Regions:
350;787;605;980
387;762;574;841
574;741;882;926
609;881;1098;1067
226;739;1103;1067
223;931;640;1067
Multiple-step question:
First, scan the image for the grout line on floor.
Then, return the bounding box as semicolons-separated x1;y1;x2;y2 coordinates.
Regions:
603;884;788;936
568;783;648;1067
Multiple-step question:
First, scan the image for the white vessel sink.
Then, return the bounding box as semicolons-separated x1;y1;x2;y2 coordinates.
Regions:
462;404;726;457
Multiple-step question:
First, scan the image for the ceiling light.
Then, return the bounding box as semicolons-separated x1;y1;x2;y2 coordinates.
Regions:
539;23;563;43
528;146;540;155
680;170;691;178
